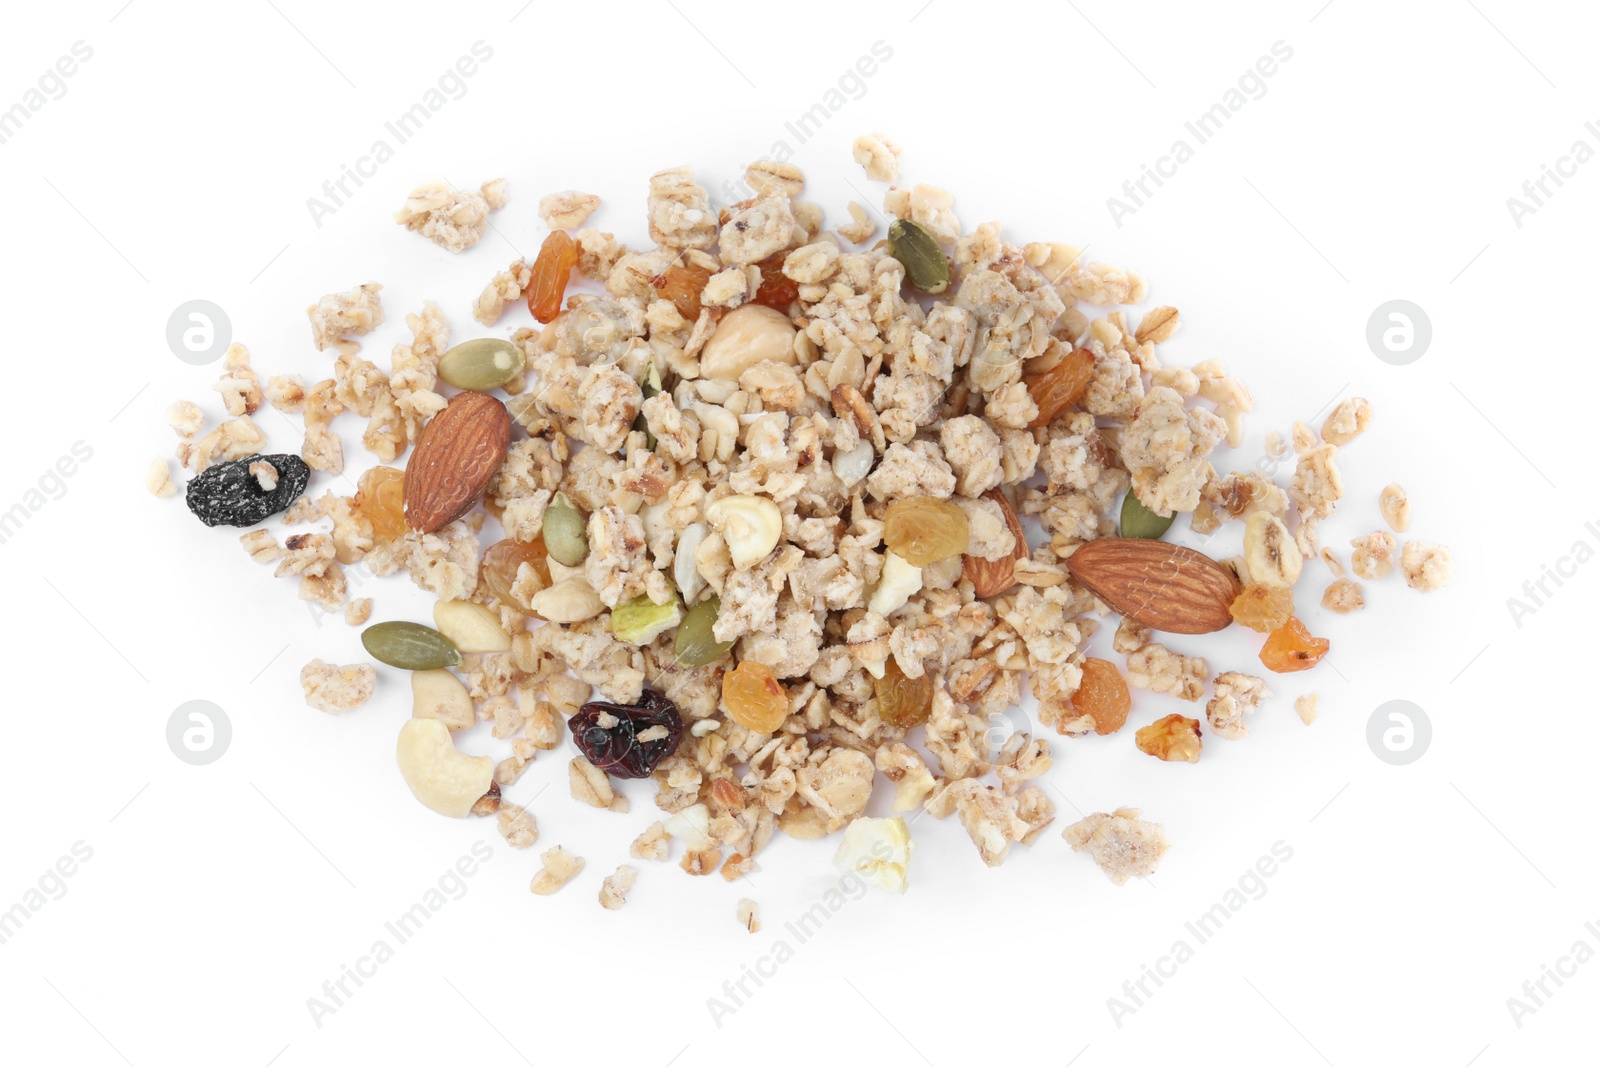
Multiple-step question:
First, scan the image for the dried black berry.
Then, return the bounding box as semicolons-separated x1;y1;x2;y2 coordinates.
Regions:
571;689;684;779
185;453;310;528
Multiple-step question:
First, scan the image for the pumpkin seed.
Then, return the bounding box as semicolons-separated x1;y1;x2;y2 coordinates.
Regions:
632;363;662;449
362;621;461;670
544;492;588;566
887;219;949;294
1120;492;1175;540
437;338;525;392
674;597;735;667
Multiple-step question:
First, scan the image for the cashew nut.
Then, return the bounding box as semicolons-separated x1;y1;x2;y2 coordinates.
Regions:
432;599;511;652
705;494;781;570
395;718;494;818
411;669;474;730
528;577;605;623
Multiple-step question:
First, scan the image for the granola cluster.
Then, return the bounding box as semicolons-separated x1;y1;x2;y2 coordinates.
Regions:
153;136;1461;904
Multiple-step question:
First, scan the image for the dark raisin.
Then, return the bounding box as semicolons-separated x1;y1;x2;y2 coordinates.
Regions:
570;689;684;779
185;453;310;528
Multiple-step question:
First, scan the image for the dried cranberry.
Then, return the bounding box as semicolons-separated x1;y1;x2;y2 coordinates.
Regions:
571;689;683;779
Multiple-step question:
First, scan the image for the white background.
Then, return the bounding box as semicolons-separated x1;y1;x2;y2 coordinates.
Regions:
0;1;1592;1064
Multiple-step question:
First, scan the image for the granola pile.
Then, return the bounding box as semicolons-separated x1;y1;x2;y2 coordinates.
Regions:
152;138;1456;903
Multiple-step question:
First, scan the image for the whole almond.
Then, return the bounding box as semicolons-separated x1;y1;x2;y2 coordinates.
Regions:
404;392;510;533
1066;538;1240;634
963;489;1027;598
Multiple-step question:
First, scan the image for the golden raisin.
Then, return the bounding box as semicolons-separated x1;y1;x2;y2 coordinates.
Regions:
1025;347;1096;428
722;659;788;734
750;252;799;310
873;658;935;728
1229;584;1295;633
353;466;406;543
527;229;578;325
1135;713;1203;762
481;537;551;613
651;262;713;321
884;497;971;566
1259;616;1331;673
1069;658;1131;735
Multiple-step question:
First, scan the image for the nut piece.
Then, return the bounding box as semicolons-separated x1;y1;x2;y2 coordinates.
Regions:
868;551;924;616
432;599;511;653
1135;714;1203;763
1062;808;1170;885
528;578;606;623
832;816;914;894
530;846;585;895
1242;512;1303;589
599;865;637;910
1379;483;1411;533
705;494;782;570
404;392;511;533
698;305;797;380
411;668;474;730
395;718;494;817
1066;539;1240;635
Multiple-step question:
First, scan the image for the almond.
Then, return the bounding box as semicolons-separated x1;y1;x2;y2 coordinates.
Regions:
1066;538;1240;634
963;489;1027;598
404;392;510;533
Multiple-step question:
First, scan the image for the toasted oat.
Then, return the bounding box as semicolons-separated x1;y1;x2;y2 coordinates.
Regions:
344;597;372;626
1206;672;1270;740
1380;483;1411;533
1126;643;1208;702
299;659;376;714
1401;541;1456;592
307;283;383;356
497;804;539;849
538;190;600;230
1321;397;1372;446
736;898;761;933
598;865;637;910
146;458;177;498
852;132;901;182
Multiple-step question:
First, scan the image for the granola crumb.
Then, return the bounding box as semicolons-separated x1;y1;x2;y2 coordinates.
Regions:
1380;482;1411;533
299;659;376;715
1125;643;1208;701
852;132;901;182
1321;578;1365;613
736;898;761;933
307;283;383;356
344;597;372;626
394;178;505;253
598;864;637;910
530;846;584;895
1400;541;1456;592
630;821;671;862
1321;397;1372;446
1206;672;1270;740
1062;808;1169;886
1295;692;1319;725
146;458;177;498
497;803;539;849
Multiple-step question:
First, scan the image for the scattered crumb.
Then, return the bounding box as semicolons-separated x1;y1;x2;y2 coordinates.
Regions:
1295;692;1319;725
299;659;376;714
599;864;637;910
344;597;372;626
530;846;585;895
736;898;761;933
1062;808;1169;886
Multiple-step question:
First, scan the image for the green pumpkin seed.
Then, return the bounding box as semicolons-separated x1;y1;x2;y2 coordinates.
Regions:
633;363;662;449
544;492;588;567
362;621;462;670
887;219;949;295
611;589;683;645
1120;492;1175;540
674;597;735;667
437;338;525;392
